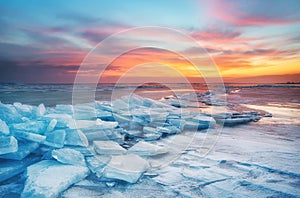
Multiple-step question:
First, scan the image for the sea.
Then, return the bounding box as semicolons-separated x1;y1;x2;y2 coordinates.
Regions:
0;82;299;106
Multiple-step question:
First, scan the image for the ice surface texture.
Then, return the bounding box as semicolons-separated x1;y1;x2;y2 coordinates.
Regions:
0;94;263;197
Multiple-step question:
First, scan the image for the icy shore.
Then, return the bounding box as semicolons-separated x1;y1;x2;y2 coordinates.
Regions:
0;93;299;197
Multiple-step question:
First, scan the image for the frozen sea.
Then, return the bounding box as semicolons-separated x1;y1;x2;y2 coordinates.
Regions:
0;83;299;197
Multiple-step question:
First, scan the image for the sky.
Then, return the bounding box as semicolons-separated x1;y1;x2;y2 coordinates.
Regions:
0;0;300;83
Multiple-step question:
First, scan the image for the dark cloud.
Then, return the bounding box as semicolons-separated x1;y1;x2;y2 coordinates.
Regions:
81;30;111;44
0;58;78;83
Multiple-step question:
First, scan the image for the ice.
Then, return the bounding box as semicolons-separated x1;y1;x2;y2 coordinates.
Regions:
52;148;85;166
85;155;111;177
46;119;57;132
143;126;160;134
44;129;66;148
112;99;129;112
13;131;46;143
128;141;168;156
103;154;149;183
93;140;126;155
44;114;75;129
11;121;46;134
0;102;22;123
159;126;181;135
72;119;118;132
167;118;185;130
223;117;253;126
0;140;39;160
13;102;34;118
0;119;9;135
21;160;89;198
143;133;161;141
124;129;143;138
36;103;46;117
64;129;88;147
73;103;97;120
97;110;114;121
55;104;74;115
2;92;295;196
0;136;18;155
95;101;113;112
0;155;40;183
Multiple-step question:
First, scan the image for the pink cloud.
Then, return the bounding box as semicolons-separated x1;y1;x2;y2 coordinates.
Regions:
206;0;300;26
190;29;260;43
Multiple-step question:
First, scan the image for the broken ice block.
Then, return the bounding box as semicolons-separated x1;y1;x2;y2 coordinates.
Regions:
103;154;149;183
93;140;126;155
167;118;185;130
0;136;18;155
143;126;160;134
95;101;112;112
112;99;129;112
11;121;46;134
143;133;161;141
97;110;114;121
13;102;34;118
13;131;46;143
71;119;118;132
36;103;46;117
128;141;168;156
0;155;40;183
73;103;97;120
46;119;57;132
183;121;199;130
64;129;88;147
159;126;181;134
44;114;75;129
44;130;66;148
0;140;39;160
124;130;143;138
0;103;22;123
86;155;111;177
21;160;89;198
55;104;74;115
52;148;85;166
0;119;9;135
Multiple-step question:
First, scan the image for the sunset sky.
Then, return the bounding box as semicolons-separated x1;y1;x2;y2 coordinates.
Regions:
0;0;300;83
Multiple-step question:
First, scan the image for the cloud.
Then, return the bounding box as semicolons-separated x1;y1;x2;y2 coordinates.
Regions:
206;0;300;26
0;58;78;83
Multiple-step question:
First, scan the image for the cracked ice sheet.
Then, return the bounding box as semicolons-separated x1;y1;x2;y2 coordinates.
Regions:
208;124;300;176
